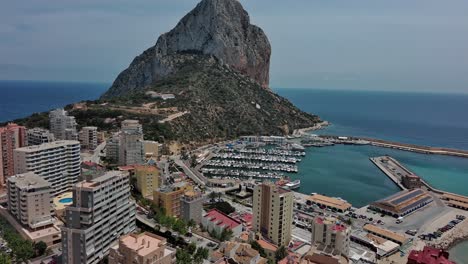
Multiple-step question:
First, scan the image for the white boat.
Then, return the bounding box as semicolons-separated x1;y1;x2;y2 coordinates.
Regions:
285;180;301;190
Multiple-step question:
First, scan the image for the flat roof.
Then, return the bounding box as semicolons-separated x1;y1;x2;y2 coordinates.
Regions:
120;232;167;257
443;193;468;204
307;194;352;211
8;172;50;189
15;140;79;152
363;224;407;244
447;200;468;209
78;171;127;189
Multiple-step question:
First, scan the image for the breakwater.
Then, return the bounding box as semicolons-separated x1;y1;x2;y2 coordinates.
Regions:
318;135;468;158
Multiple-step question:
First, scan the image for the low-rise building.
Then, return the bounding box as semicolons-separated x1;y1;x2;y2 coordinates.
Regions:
369;189;433;217
363;224;408;245
134;165;160;198
407;246;455;264
109;232;176;264
350;230;399;260
401;174;422;189
310;217;350;258
210;241;268;264
181;191;205;224
153;183;191;217
202;209;242;238
142;140;161;160
306;194;351;213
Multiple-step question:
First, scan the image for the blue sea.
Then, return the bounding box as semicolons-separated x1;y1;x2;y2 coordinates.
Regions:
1;81;468;259
0;80;108;122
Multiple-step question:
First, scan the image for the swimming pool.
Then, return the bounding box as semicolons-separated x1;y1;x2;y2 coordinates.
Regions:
59;198;73;204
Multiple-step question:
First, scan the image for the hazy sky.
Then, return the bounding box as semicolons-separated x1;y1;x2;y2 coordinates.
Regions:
1;0;467;92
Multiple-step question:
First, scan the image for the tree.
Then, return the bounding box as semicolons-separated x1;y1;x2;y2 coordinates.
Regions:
193;247;209;264
275;245;288;262
0;253;12;264
187;219;196;228
176;249;192;264
219;228;233;242
34;241;47;256
187;243;197;255
190;154;197;167
250;241;266;258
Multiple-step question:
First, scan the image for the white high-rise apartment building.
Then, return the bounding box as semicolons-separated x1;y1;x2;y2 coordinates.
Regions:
119;120;144;166
13;140;81;195
26;127;55;146
252;182;294;246
61;171;136;264
7;172;54;230
49;109;78;141
79;126;98;150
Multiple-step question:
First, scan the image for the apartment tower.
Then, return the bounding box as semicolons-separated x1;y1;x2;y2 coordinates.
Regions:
61;171;136;264
253;182;293;246
7;172;54;230
310;216;350;258
49;108;78;140
26;127;55;146
79;126;98;150
0;123;26;185
13;140;81;195
119;120;144;166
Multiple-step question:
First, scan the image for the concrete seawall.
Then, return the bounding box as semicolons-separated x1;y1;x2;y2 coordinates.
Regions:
370;157;406;190
318;135;468;158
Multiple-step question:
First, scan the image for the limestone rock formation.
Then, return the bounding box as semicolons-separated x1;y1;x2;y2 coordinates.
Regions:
103;0;271;98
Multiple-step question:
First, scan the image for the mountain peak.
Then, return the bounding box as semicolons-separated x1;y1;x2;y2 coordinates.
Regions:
103;0;270;98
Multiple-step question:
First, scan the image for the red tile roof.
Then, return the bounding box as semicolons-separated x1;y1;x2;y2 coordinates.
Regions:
204;209;241;230
408;246;456;264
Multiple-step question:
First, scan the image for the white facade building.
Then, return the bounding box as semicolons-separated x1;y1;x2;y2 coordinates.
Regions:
49;109;78;140
79;126;98;150
26;128;55;146
61;171;136;264
119;120;144;166
7;172;54;229
13;140;81;196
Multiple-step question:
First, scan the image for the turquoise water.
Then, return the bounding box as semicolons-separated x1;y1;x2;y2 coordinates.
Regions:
287;144;468;207
449;241;468;263
58;198;73;204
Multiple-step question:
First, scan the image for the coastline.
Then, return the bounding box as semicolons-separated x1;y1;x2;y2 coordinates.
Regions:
428;217;468;251
293;120;329;135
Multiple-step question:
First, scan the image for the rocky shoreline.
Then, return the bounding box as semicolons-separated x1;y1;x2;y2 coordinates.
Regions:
428;217;468;251
293;121;330;135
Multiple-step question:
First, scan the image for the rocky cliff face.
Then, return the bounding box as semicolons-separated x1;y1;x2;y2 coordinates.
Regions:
103;0;271;98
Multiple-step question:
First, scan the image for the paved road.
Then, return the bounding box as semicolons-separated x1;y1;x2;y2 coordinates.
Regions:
173;156;206;186
81;142;106;164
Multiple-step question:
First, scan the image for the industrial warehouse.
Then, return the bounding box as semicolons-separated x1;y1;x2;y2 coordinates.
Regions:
369;189;433;217
306;194;352;212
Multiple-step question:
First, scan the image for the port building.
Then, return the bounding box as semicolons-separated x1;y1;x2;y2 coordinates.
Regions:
363;224;407;245
442;193;468;210
306;194;351;213
369;189;432;217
